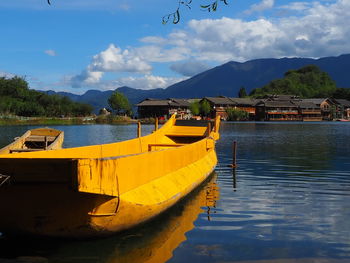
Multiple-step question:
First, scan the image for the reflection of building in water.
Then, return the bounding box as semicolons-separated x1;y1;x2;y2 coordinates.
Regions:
104;172;220;263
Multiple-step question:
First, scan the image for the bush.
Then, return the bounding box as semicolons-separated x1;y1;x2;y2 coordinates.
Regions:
226;108;249;121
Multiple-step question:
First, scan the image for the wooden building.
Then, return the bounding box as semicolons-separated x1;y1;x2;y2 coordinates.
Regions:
201;97;235;120
136;98;190;119
137;95;350;121
256;100;301;121
201;97;258;120
255;95;301;121
302;98;333;120
331;98;350;120
294;101;322;121
228;98;258;120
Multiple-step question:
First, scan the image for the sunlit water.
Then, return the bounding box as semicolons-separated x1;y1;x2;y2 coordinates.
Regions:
0;122;350;263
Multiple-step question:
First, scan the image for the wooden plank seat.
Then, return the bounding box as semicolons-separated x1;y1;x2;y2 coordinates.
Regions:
26;135;56;142
165;126;207;137
148;143;185;151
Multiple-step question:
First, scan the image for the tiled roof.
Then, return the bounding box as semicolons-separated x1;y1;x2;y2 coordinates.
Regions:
263;101;298;107
294;101;319;109
169;98;191;107
301;98;328;105
136;98;190;107
204;97;235;105
228;98;259;106
265;94;301;101
332;99;350;107
136;99;170;106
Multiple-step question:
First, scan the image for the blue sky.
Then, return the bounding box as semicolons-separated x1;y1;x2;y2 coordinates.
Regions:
0;0;349;94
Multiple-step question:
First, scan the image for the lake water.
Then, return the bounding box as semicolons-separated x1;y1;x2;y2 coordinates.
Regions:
0;122;350;263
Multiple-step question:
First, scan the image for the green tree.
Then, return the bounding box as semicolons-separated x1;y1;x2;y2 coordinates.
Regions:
189;101;200;115
333;88;350;100
250;65;337;98
108;91;132;116
0;76;93;117
200;100;211;117
238;87;247;98
226;108;249;121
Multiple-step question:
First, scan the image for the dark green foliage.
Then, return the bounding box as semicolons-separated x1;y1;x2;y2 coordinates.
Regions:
226;108;249;121
250;65;337;98
0;76;93;117
200;100;211;116
238;87;247;98
189;101;200;115
108;91;132;116
190;100;213;116
333;88;350;100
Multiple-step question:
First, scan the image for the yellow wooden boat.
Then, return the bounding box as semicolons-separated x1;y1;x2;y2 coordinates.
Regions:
0;127;64;155
0;114;220;238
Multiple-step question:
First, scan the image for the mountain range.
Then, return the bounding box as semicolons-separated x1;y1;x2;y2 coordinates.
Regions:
46;54;350;113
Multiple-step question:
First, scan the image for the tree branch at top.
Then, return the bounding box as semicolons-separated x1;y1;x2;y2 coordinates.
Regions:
45;0;229;24
162;0;229;24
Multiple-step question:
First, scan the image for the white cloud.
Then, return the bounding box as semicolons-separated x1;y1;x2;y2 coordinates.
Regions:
279;2;311;11
69;0;350;90
70;44;153;88
0;71;16;78
170;60;211;76
140;36;167;45
70;69;103;88
89;44;152;73
114;75;187;90
156;0;350;62
134;45;190;63
44;49;57;56
245;0;275;14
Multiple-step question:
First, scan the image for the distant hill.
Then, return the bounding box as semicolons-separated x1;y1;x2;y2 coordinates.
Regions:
164;54;350;98
45;54;350;112
47;87;165;114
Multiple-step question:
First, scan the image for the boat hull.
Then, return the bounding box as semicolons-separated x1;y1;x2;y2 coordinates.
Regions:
0;115;220;238
0;149;217;238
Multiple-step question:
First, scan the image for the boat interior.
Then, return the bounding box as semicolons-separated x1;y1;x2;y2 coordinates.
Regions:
0;116;219;160
0;128;63;154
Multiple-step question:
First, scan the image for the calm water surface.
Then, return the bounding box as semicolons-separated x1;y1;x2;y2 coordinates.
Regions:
0;122;350;263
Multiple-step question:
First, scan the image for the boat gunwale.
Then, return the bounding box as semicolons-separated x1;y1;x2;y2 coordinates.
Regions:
0;115;219;160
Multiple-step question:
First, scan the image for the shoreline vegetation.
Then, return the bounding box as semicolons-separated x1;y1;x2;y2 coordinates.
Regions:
0;114;347;126
0;115;163;125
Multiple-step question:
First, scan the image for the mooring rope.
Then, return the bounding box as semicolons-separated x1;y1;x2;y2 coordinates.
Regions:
0;174;11;187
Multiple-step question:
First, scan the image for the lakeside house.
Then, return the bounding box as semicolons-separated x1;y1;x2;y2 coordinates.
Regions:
331;98;350;120
136;98;191;119
294;101;322;121
200;97;258;120
301;98;333;120
255;95;300;121
201;97;235;120
136;96;350;121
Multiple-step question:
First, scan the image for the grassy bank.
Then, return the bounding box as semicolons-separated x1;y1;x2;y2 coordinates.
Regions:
0;115;139;125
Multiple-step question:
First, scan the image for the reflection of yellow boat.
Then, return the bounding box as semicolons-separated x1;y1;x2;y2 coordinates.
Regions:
0;127;64;155
106;173;220;263
0;114;220;238
0;174;219;262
